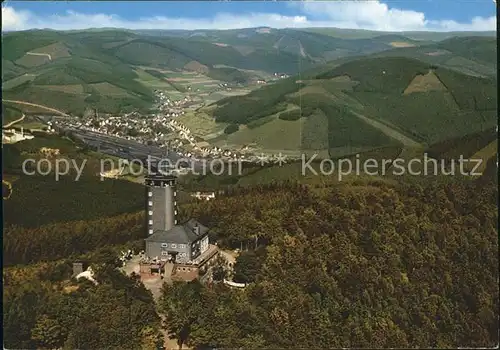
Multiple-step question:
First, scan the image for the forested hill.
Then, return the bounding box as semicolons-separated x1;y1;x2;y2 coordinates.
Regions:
159;179;499;349
208;54;497;155
3;176;498;348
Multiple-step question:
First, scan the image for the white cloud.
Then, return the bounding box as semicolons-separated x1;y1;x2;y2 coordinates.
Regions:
2;6;31;31
1;1;496;32
294;1;496;31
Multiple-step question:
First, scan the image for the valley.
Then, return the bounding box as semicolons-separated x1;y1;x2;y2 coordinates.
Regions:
2;8;498;350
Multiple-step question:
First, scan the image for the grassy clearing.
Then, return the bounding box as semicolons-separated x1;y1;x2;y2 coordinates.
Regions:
134;68;176;90
247;114;277;129
177;112;227;137
31;42;71;59
14;120;47;130
15;54;50;68
43;84;86;94
216;114;304;151
216;90;252;97
90;82;130;97
183;60;210;73
389;41;416;48
308;75;358;91
290;85;331;98
3;74;37;90
403;70;447;95
159;70;198;78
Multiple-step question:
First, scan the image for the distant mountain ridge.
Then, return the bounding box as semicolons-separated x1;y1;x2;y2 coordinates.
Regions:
1;28;496;116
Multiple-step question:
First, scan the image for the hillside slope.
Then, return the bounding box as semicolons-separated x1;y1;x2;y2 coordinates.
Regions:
370;36;497;77
2;30;496;118
205;54;496;156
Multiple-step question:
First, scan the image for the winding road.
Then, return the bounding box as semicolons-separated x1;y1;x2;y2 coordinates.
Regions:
2;99;70;117
26;52;52;61
3;113;25;128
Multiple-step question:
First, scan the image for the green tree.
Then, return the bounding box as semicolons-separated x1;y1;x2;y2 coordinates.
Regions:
158;281;204;348
31;314;67;349
233;248;265;284
212;265;226;282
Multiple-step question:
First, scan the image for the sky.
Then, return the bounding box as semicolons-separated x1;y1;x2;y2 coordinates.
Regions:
2;0;497;32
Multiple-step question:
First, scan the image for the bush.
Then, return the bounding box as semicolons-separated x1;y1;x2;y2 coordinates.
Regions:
278;109;302;121
224;124;239;134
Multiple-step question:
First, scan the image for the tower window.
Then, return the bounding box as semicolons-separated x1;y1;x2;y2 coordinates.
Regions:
148;192;153;197
161;243;168;247
148;201;153;206
171;244;177;248
148;211;153;215
149;229;153;234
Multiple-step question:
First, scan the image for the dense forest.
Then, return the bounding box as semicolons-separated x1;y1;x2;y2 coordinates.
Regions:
4;256;162;349
165;179;498;349
3;173;498;348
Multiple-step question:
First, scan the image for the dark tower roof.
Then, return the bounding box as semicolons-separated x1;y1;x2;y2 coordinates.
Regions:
145;174;177;182
145;219;209;244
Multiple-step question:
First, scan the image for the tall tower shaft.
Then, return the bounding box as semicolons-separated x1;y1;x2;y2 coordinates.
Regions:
145;174;177;235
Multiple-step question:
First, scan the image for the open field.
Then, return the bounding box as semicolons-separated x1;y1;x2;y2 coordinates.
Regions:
403;70;447;94
214;114;305;151
2;74;37;90
14;122;47;131
30;42;71;59
15;54;51;68
43;84;86;94
216;89;253;97
389;41;416;48
137;65;259;103
90;82;131;96
177;112;227;138
134;68;178;91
